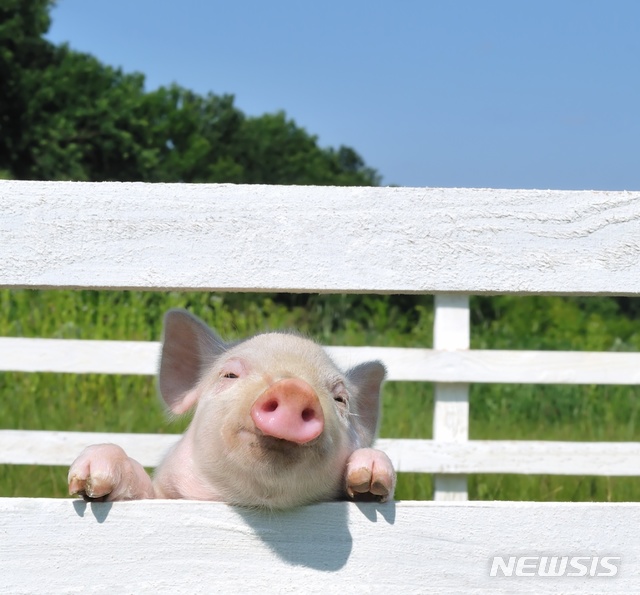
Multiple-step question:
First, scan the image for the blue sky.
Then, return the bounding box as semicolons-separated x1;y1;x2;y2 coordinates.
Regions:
47;1;640;190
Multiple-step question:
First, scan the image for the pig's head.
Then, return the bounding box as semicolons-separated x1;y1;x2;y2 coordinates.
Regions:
158;309;386;509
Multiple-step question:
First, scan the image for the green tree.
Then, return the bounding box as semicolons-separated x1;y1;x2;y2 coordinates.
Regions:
0;0;55;176
0;0;380;186
24;47;160;180
233;111;380;185
143;86;245;183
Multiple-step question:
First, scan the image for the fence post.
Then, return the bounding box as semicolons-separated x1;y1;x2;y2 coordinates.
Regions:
433;294;470;500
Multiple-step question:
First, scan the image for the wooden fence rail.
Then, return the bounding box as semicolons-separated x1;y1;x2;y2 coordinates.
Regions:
1;181;639;593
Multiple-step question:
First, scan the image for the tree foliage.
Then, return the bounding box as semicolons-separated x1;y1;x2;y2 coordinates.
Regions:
0;0;380;185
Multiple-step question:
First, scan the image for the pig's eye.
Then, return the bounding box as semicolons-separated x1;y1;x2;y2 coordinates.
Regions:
331;382;349;407
332;381;349;407
220;359;245;381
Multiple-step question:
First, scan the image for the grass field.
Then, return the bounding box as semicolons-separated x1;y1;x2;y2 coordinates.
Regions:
2;289;639;501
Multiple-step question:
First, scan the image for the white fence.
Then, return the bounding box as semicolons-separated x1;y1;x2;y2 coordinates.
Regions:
1;181;640;593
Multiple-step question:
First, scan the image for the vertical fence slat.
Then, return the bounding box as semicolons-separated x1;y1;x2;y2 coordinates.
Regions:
433;294;470;500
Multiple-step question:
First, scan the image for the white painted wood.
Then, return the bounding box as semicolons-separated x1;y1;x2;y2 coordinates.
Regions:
4;181;640;295
433;295;471;351
376;439;640;476
0;337;161;375
9;430;637;476
5;336;640;384
433;295;470;500
0;498;637;594
0;430;179;467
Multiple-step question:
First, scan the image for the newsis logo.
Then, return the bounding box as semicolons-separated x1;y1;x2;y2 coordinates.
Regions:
489;555;621;578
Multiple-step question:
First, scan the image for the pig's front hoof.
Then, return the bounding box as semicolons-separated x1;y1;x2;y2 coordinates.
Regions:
345;447;396;503
68;443;141;501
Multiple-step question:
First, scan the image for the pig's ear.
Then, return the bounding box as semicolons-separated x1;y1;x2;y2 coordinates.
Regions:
346;361;386;446
159;309;227;414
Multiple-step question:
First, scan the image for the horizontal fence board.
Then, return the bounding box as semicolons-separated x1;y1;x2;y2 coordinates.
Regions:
0;337;161;375
378;439;640;476
3;337;640;384
1;498;638;594
0;430;178;467
4;430;640;475
3;181;640;294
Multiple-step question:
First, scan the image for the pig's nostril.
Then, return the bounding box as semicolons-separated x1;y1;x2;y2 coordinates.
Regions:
301;408;316;422
263;399;279;413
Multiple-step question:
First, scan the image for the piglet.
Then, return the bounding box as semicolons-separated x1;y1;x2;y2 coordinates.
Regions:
68;309;396;509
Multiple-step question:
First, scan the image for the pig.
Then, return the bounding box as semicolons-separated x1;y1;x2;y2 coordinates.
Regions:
68;309;396;509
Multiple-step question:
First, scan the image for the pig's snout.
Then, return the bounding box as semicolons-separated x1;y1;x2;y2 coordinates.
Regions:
250;378;324;444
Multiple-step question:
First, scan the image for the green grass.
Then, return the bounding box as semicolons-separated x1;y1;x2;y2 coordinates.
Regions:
1;289;639;501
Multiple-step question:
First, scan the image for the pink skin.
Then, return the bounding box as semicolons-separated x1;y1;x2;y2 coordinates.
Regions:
68;444;154;501
250;378;324;444
345;448;396;500
68;442;396;503
68;309;396;508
